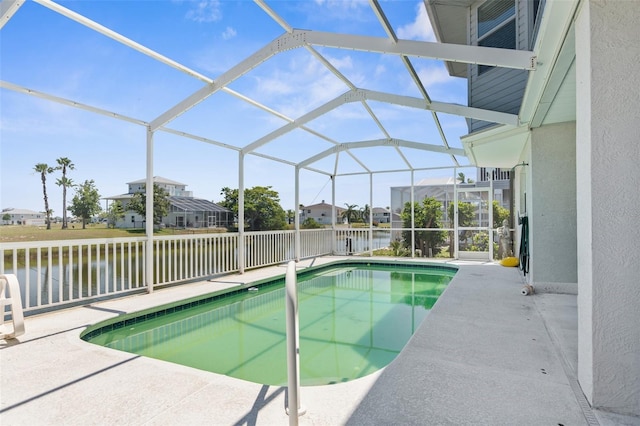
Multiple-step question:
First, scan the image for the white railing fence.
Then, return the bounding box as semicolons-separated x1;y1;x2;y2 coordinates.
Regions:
244;230;295;270
0;228;388;315
299;229;333;259
334;228;393;255
153;233;239;286
1;237;147;314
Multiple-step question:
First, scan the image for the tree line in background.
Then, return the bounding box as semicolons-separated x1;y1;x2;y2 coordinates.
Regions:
30;165;508;241
218;186;287;231
30;162;292;232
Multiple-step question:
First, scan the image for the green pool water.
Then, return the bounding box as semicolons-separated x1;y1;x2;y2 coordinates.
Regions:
83;263;455;386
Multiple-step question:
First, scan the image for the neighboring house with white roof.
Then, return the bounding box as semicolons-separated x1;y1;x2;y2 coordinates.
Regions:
104;177;233;229
1;208;46;226
300;201;346;226
371;207;395;224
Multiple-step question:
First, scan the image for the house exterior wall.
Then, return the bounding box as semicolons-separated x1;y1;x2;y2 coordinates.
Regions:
575;0;640;415
372;209;391;224
432;0;639;417
1;209;45;226
468;0;529;132
300;203;345;226
529;122;577;293
122;211;145;228
128;181;192;197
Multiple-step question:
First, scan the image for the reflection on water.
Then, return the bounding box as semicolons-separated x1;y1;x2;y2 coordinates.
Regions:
3;244;145;309
7;258;144;308
85;264;455;386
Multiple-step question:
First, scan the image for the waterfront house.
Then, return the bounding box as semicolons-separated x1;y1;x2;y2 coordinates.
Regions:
1;208;45;226
299;201;346;226
105;177;233;229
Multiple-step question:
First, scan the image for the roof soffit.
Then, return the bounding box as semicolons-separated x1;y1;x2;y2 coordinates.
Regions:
461;124;529;168
424;0;473;78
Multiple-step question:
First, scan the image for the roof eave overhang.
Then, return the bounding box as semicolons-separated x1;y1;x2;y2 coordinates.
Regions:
461;124;529;168
424;0;474;78
519;0;579;127
460;0;579;168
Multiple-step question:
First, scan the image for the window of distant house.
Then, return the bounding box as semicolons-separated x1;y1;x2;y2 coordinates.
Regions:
477;0;516;75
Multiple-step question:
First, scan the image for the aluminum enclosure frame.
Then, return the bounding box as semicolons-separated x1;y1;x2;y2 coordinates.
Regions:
1;0;532;279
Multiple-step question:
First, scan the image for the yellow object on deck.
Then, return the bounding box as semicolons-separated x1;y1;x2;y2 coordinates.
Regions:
500;257;519;267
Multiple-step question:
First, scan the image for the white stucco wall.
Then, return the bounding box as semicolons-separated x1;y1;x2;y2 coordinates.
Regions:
529;123;577;293
576;0;640;416
513;136;531;271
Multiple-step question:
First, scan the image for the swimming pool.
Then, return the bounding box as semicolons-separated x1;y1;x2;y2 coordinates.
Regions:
82;261;456;386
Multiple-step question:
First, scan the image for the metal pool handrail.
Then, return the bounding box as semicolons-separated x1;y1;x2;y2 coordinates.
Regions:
285;260;305;424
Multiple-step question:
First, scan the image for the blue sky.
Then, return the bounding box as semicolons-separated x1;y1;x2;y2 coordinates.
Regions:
1;0;472;216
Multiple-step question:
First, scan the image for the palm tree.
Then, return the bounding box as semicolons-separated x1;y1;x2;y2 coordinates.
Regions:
342;203;359;226
360;204;370;224
34;163;54;229
286;209;295;225
56;176;74;228
457;172;466;183
56;157;75;229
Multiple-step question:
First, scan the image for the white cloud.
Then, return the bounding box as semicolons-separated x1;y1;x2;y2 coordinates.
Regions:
417;65;451;86
222;26;237;40
312;0;370;21
185;0;222;23
326;54;355;72
314;0;367;10
397;2;435;42
254;72;295;97
415;63;467;103
251;53;355;119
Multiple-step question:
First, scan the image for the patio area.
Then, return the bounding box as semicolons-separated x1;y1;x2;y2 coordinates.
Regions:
2;257;635;425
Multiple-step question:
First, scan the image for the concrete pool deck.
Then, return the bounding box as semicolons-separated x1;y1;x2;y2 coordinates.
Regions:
1;257;638;425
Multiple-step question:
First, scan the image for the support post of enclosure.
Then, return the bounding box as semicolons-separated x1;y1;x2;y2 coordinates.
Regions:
285;260;305;423
145;128;154;293
489;170;494;261
331;175;336;255
410;170;415;258
369;172;373;256
454;167;459;259
238;152;245;274
294;167;300;262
